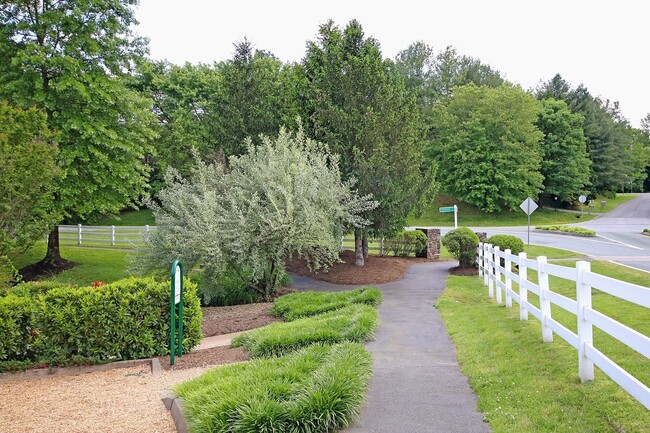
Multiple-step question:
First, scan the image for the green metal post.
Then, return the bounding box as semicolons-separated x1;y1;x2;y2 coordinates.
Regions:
170;260;184;365
178;269;184;358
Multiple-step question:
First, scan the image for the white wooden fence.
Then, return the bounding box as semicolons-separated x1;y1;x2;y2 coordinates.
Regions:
477;242;650;410
58;224;156;247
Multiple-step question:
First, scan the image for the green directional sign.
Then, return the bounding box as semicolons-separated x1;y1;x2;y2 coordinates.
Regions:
439;206;455;213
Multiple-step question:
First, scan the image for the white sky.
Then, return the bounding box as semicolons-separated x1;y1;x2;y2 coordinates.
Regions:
135;0;649;127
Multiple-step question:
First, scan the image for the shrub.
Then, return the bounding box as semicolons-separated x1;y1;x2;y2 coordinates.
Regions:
385;230;427;257
442;227;479;268
535;225;596;236
174;342;372;433
0;295;35;361
1;281;67;298
198;266;292;307
271;287;382;321
232;304;379;358
0;277;202;368
484;235;525;256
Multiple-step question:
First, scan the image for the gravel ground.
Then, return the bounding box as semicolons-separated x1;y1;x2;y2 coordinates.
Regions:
0;364;213;433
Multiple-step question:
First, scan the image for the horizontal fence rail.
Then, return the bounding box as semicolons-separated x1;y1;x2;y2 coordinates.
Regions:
57;224;156;248
477;242;650;410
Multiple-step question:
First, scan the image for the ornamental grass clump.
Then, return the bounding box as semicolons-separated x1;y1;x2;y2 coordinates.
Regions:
174;342;372;433
270;287;382;321
232;303;379;358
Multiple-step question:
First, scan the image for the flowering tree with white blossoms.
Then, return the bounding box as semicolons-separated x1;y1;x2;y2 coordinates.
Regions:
133;127;377;300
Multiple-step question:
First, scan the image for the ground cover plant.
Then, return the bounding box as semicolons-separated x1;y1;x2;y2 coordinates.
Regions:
535;225;596;236
174;342;372;433
270;287;382;321
232;303;379;358
438;259;649;432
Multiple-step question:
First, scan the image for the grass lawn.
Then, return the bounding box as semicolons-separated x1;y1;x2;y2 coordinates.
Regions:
408;194;639;227
522;244;586;260
10;242;131;286
439;260;649;432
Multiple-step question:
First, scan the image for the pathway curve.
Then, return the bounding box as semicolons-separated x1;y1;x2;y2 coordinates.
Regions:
291;261;491;433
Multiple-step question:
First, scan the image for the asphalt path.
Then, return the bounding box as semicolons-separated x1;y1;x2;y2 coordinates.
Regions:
417;193;650;273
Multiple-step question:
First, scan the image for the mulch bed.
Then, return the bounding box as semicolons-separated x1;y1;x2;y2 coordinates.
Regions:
159;346;249;371
201;302;283;337
285;250;431;285
449;266;479;276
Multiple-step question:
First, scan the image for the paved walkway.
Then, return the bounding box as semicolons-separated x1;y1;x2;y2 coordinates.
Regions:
291;262;491;433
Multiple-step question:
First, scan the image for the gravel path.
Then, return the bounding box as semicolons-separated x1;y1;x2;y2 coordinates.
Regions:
0;364;212;433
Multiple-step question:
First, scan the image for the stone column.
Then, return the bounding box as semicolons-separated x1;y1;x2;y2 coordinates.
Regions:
415;228;441;259
475;232;487;243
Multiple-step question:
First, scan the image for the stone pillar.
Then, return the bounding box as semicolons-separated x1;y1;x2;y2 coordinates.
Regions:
415;228;440;259
475;232;487;243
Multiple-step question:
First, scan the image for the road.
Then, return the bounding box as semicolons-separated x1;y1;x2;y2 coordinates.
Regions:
437;193;650;273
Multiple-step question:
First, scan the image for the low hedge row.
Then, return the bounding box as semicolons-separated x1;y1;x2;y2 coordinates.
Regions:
385;230;427;257
535;225;596;236
270;287;382;321
0;277;202;368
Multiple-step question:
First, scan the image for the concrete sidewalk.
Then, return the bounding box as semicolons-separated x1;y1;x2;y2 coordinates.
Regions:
292;261;491;433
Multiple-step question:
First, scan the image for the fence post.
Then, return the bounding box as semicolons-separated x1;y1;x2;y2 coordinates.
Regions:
77;224;82;245
487;244;494;298
111;225;115;246
505;249;512;308
576;261;594;382
145;225;150;243
483;243;489;287
478;243;483;278
494;246;502;304
537;256;553;342
518;252;528;320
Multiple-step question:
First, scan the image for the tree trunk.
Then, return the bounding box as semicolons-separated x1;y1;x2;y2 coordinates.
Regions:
44;226;62;262
354;228;365;266
362;232;369;258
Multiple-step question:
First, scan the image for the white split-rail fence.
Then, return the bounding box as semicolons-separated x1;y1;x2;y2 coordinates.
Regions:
57;224;156;247
477;242;650;410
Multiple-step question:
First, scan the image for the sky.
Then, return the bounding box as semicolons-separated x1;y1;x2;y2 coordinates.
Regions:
135;0;649;127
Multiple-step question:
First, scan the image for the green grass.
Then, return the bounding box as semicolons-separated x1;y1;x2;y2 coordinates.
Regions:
439;262;649;432
593;193;638;212
10;242;130;286
174;342;372;433
232;303;380;358
271;287;382;321
536;225;596;236
90;209;154;226
522;244;584;260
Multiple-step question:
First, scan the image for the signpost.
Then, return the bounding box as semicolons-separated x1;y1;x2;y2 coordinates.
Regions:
170;260;184;365
519;198;538;246
579;195;587;214
439;205;458;228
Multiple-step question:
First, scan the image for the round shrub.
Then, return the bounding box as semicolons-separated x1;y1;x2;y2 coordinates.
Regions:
385;230;427;257
484;235;525;256
442;227;479;268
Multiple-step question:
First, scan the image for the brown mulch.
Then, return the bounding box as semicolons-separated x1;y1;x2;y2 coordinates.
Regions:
159;346;249;371
449;266;479;276
201;302;283;337
285;250;431;285
18;258;77;282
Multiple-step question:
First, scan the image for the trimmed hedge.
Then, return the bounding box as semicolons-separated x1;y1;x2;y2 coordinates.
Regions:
232;304;379;358
484;235;525;256
175;342;372;433
535;225;596;236
270;287;382;321
385;230;427;257
0;277;202;368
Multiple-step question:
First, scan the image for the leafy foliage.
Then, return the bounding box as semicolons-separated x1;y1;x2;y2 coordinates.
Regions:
232;304;380;358
0;103;60;262
270;287;382;321
431;84;544;212
0;277;202;367
385;230;428;257
484;235;525;262
175;342;372;433
536;98;591;201
442;227;479;268
134;128;377;300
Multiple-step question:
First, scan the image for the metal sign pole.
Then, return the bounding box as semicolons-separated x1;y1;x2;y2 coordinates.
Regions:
454;205;458;229
527;208;531;246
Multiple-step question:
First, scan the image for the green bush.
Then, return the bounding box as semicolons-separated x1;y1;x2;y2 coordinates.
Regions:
535;225;596;236
385;230;427;257
271;287;382;321
484;235;525;256
232;304;379;358
0;277;202;368
175;342;372;433
1;281;67;298
0;295;35;361
198;266;292;307
442;227;479;268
